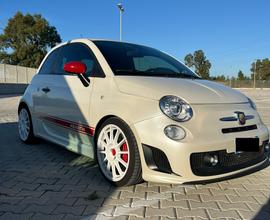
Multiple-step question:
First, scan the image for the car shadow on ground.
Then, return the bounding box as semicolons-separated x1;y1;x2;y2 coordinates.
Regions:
1;121;270;219
0;122;126;219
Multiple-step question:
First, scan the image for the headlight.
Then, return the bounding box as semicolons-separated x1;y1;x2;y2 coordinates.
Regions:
247;97;257;110
159;96;193;122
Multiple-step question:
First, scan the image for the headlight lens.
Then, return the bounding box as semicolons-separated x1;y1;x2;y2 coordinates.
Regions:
159;96;193;122
247;97;257;110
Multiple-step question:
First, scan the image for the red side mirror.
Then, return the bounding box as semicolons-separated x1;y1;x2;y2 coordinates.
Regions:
64;61;87;75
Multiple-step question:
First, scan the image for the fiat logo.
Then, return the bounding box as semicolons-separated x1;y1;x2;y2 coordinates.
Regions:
235;111;246;125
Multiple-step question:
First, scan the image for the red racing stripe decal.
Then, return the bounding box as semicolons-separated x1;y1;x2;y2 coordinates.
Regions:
40;115;94;137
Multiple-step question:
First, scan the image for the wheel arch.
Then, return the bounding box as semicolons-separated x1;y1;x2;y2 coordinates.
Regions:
94;115;118;144
18;101;30;114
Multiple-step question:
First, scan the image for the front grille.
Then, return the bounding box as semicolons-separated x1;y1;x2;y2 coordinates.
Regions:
222;124;257;134
190;141;268;176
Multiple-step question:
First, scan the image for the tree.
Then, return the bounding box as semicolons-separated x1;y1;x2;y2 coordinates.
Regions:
237;70;246;81
0;12;61;68
250;59;270;80
211;74;226;82
184;50;211;79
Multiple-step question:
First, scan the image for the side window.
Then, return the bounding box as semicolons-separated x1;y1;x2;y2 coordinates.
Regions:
53;43;103;77
38;48;60;75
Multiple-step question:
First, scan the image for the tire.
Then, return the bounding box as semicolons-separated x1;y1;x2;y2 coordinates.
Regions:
18;107;36;144
95;117;143;186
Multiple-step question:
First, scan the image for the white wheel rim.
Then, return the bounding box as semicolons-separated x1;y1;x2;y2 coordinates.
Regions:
97;124;130;182
18;109;30;141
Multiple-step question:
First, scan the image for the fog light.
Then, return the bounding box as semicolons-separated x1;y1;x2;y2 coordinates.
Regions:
164;125;186;140
204;154;219;166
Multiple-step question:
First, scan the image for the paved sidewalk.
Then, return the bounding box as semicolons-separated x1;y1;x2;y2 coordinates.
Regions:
0;90;270;220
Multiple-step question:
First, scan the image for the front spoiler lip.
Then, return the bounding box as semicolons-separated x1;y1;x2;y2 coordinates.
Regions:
183;156;270;185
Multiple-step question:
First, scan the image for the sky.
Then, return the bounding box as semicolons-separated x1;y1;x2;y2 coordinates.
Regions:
0;0;270;77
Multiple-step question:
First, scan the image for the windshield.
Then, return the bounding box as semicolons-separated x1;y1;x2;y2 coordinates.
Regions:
93;41;200;79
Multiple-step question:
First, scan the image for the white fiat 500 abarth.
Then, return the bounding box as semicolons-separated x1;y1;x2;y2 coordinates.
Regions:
18;39;270;186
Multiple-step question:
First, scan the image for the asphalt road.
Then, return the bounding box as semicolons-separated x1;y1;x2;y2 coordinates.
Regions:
0;89;270;220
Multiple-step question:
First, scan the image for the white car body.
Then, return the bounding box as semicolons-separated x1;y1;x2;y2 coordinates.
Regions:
19;39;270;185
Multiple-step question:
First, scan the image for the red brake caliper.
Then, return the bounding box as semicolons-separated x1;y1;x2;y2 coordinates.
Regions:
121;142;128;163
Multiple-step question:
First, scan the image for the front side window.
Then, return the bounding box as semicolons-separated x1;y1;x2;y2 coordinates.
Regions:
38;48;60;75
53;43;103;77
94;41;200;79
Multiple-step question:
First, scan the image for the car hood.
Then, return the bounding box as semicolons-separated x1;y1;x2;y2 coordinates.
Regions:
114;76;248;104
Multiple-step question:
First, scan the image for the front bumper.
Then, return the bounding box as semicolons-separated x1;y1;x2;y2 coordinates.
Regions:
133;103;270;184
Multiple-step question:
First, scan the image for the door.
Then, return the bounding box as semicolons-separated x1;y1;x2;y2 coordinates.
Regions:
34;42;104;157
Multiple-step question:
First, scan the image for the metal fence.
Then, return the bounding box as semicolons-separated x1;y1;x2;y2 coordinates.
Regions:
211;80;270;88
0;64;37;84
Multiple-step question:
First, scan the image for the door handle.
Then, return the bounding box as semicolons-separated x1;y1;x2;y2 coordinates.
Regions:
42;87;50;93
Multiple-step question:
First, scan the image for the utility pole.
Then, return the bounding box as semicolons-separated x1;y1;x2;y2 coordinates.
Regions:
253;60;256;89
117;3;124;41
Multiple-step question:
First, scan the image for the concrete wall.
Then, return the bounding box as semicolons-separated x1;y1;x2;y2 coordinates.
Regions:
0;64;37;84
0;64;37;95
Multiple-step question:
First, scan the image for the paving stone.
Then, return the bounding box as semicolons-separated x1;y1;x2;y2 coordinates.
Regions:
13;175;37;184
238;210;261;219
208;209;241;219
145;207;176;218
0;204;27;213
174;194;201;202
103;198;131;207
161;200;189;209
34;177;58;185
37;184;64;191
253;195;269;205
84;205;115;216
62;184;87;191
185;188;212;196
0;186;21;196
0;196;24;205
53;205;86;216
13;182;40;191
31;213;65;220
210;188;237;196
235;189;265;197
23;204;57;214
176;208;208;219
245;202;262;212
196;183;221;190
227;195;258;204
218;201;250;211
200;195;230;203
120;191;146;199
243;183;270;191
16;189;45;197
189;201;219;210
147;192;172;200
0;212;34;220
131;198;159;208
74;197;104;207
114;206;145;217
219;183;246;190
96;214;127;220
19;196;49;205
159;185;185;194
135;185;159;193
